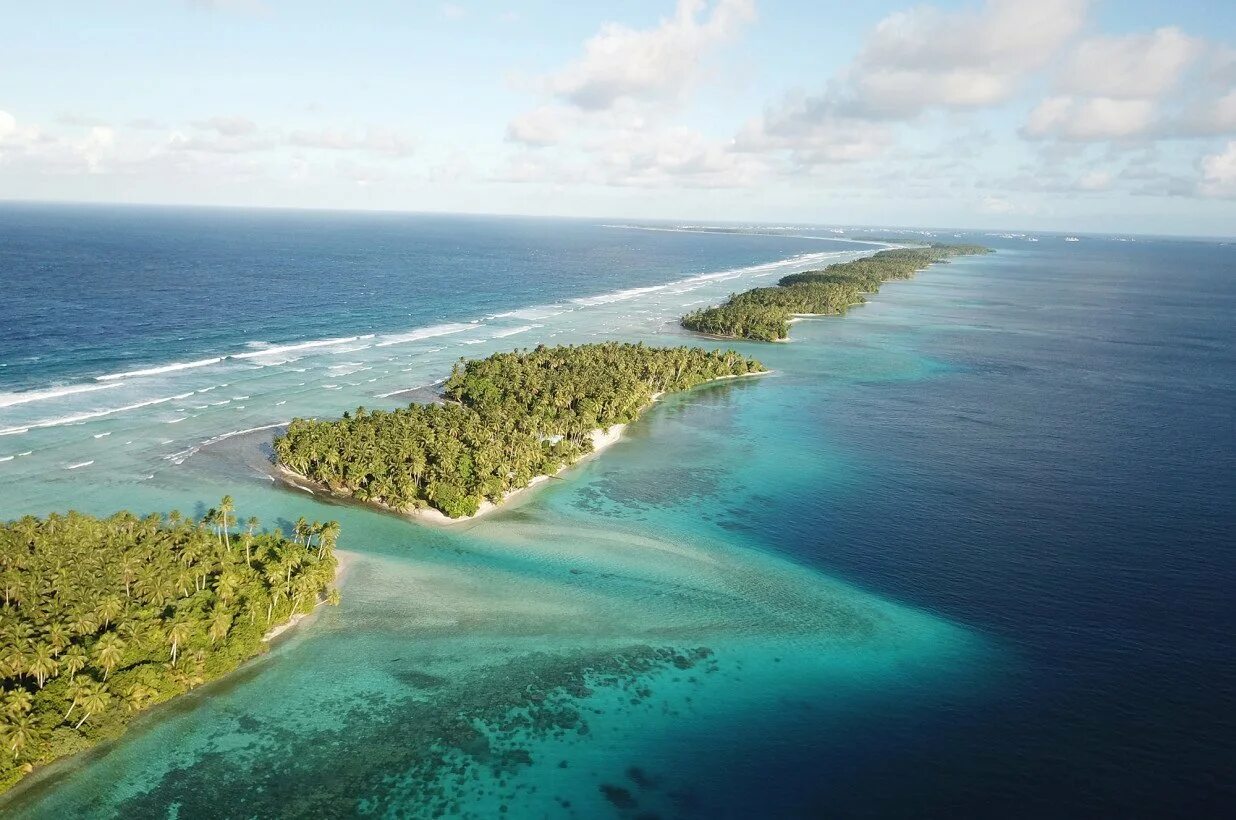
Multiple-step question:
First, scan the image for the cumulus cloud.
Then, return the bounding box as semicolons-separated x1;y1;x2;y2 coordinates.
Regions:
745;0;1087;170
591;125;766;187
1177;88;1236;136
1199;140;1236;197
502;1;758;187
844;0;1088;117
1058;27;1202;99
506;106;569;147
1024;96;1156;141
500;124;764;188
1023;27;1236;143
542;0;755;111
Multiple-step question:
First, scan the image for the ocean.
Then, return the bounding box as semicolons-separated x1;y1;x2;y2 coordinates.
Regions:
0;204;1232;817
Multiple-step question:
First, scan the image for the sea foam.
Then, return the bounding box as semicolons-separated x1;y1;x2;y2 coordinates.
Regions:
0;382;124;408
374;323;472;348
96;357;222;381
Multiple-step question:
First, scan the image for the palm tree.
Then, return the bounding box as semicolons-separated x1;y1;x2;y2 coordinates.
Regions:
96;594;124;628
294;517;309;547
218;495;235;552
68;612;97;638
208;608;232;645
243;516;259;566
94;632;126;680
0;502;344;780
74;681;112;729
63;676;92;721
1;715;37;759
318;521;341;560
166;619;192;665
28;644;58;688
60;644;88;680
4;689;33;718
44;622;72;653
124;683;157;713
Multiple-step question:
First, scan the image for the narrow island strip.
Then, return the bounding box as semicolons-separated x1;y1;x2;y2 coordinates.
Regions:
0;502;341;793
274;343;767;522
681;243;992;342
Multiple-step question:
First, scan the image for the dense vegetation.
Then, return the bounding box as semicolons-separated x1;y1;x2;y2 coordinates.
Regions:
682;244;991;341
0;502;340;791
273;343;765;519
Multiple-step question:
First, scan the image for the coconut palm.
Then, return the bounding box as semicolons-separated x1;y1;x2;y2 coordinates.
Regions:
0;503;339;787
27;644;58;688
4;690;33;718
218;495;234;552
124;683;157;713
63;676;92;721
165;619;192;666
73;681;111;729
60;644;88;680
93;632;126;680
0;715;37;759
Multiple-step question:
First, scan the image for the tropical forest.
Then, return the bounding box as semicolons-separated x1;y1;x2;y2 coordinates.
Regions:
273;342;765;519
0;502;340;792
681;244;991;341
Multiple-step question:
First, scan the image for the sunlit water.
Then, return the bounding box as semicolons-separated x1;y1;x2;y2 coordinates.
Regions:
1;209;1231;816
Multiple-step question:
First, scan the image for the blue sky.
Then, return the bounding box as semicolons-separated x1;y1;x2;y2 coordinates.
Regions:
2;0;1235;235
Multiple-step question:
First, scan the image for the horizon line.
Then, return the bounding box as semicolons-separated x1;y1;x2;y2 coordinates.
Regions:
0;196;1231;243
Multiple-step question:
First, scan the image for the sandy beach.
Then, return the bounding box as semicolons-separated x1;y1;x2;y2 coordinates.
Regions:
275;371;769;526
262;548;355;643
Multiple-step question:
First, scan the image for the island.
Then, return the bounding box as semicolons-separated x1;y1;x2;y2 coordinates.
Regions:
273;342;766;521
681;244;991;341
0;503;340;792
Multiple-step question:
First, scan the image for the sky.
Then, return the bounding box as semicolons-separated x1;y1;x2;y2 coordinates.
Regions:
2;0;1235;235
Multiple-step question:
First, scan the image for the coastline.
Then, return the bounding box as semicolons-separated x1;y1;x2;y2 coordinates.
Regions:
275;370;770;526
261;548;354;643
0;546;347;799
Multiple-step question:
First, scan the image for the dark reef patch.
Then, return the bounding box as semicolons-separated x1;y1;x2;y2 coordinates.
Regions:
77;644;717;819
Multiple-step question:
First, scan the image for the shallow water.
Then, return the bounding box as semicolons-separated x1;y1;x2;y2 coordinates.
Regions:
1;212;1232;816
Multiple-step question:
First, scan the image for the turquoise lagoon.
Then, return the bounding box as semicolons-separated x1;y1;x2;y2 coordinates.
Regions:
0;224;996;817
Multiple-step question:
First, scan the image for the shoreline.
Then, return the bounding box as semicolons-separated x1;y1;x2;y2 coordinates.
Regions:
0;543;348;799
261;548;354;643
275;370;770;526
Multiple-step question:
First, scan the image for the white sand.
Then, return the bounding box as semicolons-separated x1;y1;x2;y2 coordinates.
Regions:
405;423;627;525
277;371;770;526
262;548;354;642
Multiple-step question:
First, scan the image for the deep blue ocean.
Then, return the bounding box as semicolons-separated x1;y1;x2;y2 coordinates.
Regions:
0;204;1232;817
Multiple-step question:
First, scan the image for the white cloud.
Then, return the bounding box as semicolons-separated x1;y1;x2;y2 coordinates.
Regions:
0;110;16;142
1199;140;1236;197
746;0;1088;170
1076;169;1113;191
735;111;894;165
1058;27;1202;99
845;0;1089;118
1024;96;1156;141
1173;87;1236;137
506;106;569;147
168;132;272;154
980;195;1018;214
543;0;755;111
287;128;416;157
193;116;258;136
590;126;765;187
502;1;759;187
